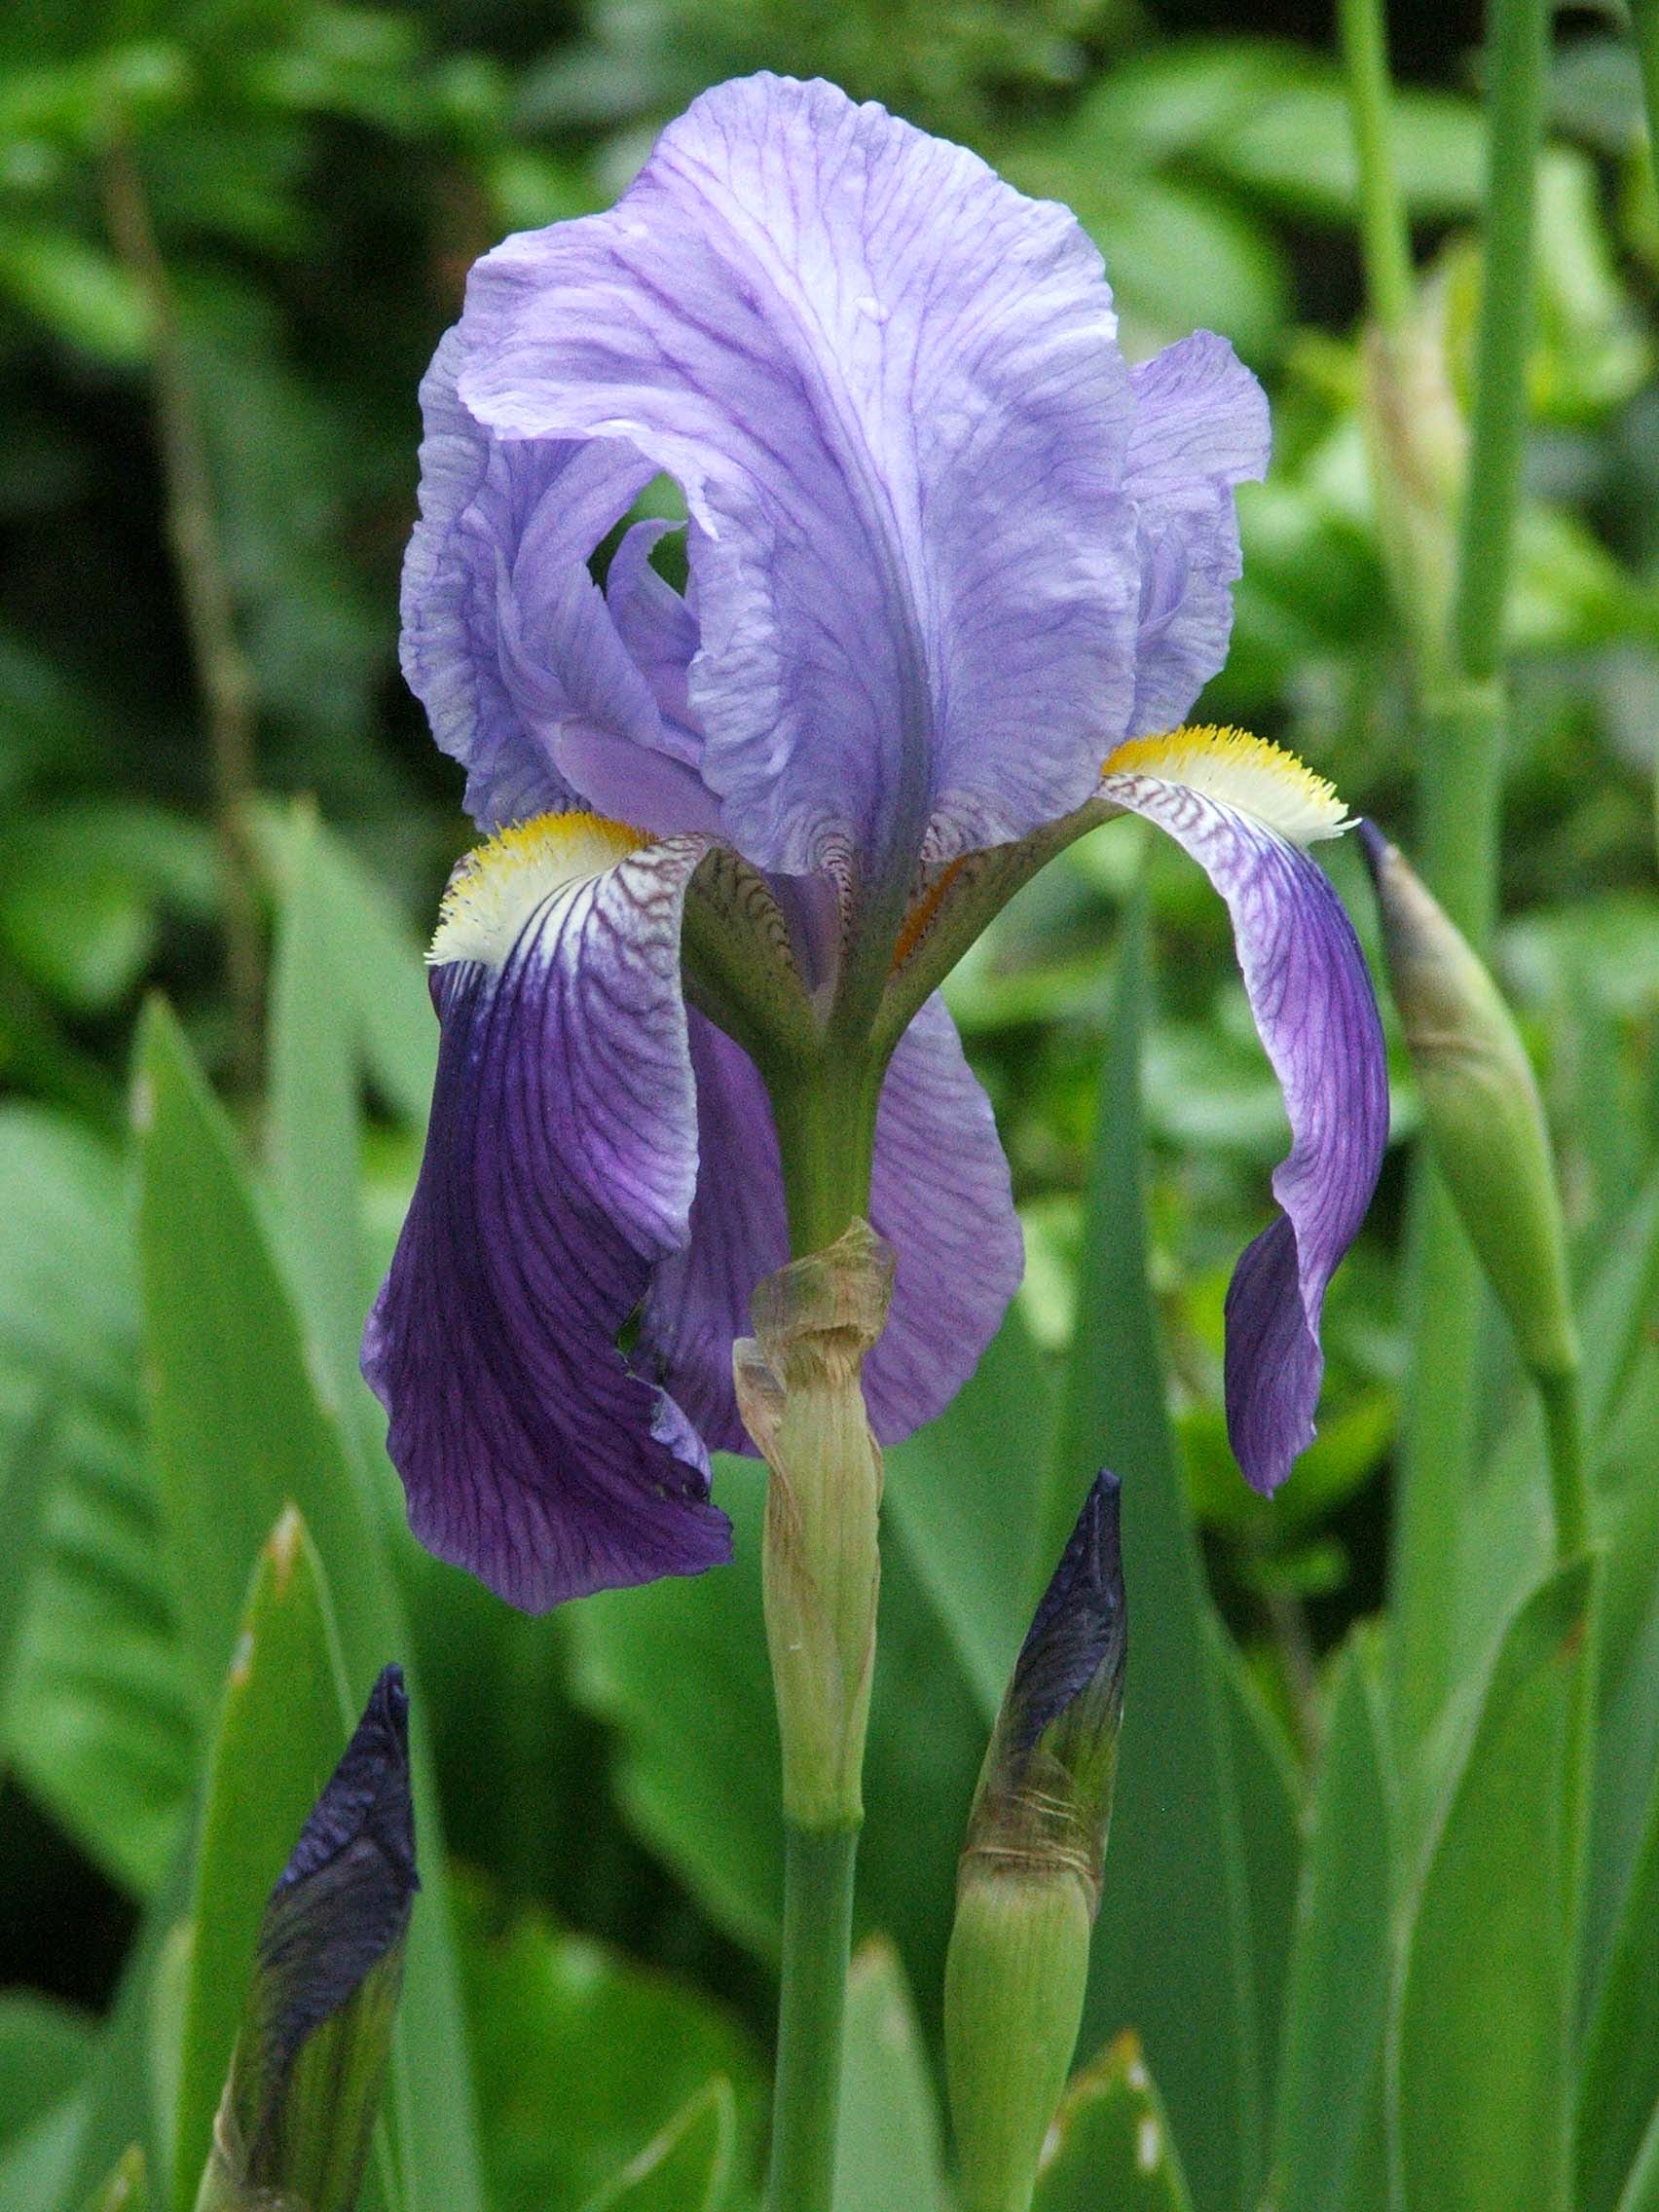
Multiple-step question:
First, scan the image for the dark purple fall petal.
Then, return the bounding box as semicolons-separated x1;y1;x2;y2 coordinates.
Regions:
362;839;733;1609
1010;1468;1125;1756
1100;772;1388;1493
639;995;1023;1451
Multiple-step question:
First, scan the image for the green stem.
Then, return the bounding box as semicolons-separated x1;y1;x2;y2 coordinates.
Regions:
767;1824;860;2212
1337;0;1415;341
770;1057;884;1259
1451;0;1551;687
1383;0;1550;1744
1537;1364;1590;1568
1633;0;1659;168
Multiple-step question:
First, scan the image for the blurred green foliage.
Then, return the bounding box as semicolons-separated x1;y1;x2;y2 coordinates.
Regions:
0;0;1657;2207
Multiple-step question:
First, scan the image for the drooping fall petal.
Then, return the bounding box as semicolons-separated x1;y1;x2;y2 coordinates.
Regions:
1101;729;1388;1493
363;817;732;1609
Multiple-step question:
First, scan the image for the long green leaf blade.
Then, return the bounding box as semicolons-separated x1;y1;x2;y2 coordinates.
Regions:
833;1939;946;2212
1272;1632;1392;2212
132;998;484;2212
1392;1557;1593;2212
1058;890;1262;2212
170;1507;353;2212
1032;2033;1196;2211
576;2080;735;2212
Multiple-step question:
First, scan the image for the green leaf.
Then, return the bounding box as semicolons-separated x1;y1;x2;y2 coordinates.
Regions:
59;1835;195;2208
0;224;150;362
884;1300;1055;1721
1055;891;1262;2212
1439;1165;1659;1841
0;1105;195;1896
1392;1558;1593;2212
1;2100;88;2212
1272;1634;1392;2212
455;1875;761;2212
1585;1381;1659;2016
132;999;484;2212
0;1994;94;2146
1212;1624;1301;2115
576;2079;736;2212
1579;1677;1659;2212
0;803;217;1014
569;1463;780;1963
0;1400;55;1725
1032;2033;1195;2211
84;2145;146;2211
833;1938;946;2212
170;1507;354;2212
1615;2095;1659;2212
1201;81;1485;221
265;802;375;1433
256;798;436;1137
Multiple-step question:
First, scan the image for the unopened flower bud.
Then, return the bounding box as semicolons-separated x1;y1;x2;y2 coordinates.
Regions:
945;1470;1127;2212
197;1665;418;2212
1358;822;1578;1384
734;1220;893;1831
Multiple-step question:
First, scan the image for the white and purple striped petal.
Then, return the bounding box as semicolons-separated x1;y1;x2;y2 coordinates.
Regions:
362;824;732;1610
456;73;1146;881
639;995;1023;1451
1100;733;1388;1493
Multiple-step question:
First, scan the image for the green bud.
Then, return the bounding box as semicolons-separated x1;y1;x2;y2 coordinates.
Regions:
945;1470;1126;2212
734;1220;893;1830
1358;823;1578;1384
197;1666;418;2212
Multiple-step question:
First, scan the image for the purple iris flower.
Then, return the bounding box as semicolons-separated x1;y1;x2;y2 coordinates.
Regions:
364;73;1388;1611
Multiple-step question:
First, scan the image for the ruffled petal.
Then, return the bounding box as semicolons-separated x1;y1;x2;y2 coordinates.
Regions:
458;71;1141;880
400;330;719;837
639;994;1022;1450
1100;739;1386;1493
1124;331;1271;738
362;822;732;1609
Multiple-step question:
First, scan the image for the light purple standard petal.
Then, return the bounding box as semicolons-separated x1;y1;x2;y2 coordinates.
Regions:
639;995;1022;1450
400;330;719;837
1101;762;1387;1493
362;832;732;1609
1124;332;1271;738
458;72;1141;880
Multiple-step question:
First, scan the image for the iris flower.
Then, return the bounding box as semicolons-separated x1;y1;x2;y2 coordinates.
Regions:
365;73;1388;1611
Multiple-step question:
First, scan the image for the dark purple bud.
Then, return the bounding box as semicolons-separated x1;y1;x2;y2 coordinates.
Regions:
204;1666;418;2212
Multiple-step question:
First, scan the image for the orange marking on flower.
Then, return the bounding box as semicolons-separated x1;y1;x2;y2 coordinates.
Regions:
892;856;969;973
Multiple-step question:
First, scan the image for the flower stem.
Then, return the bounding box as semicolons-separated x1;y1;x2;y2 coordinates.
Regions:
1537;1364;1590;1570
1337;0;1414;343
770;1056;883;1260
1378;0;1551;1746
751;1081;885;2212
767;1823;860;2212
